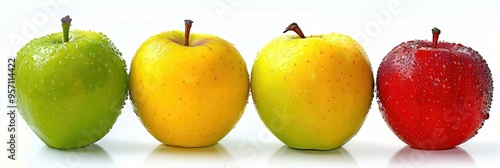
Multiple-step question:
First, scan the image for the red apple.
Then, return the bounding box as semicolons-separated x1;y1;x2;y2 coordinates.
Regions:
376;27;493;150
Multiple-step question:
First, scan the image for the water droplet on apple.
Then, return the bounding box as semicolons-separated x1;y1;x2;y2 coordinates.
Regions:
53;97;57;100
59;60;64;65
104;62;108;67
51;79;55;85
89;52;95;58
108;69;112;74
97;67;102;72
40;79;44;83
484;113;490;120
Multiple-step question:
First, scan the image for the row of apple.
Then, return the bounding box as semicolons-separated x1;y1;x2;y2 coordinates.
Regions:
14;16;492;151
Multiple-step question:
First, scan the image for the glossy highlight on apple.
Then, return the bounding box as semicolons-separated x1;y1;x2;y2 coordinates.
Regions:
12;15;493;152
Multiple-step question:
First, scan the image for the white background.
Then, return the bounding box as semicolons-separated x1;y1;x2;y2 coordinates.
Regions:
1;0;500;167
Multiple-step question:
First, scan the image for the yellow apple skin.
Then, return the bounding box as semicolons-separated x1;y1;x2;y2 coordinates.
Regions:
130;31;249;147
251;33;374;150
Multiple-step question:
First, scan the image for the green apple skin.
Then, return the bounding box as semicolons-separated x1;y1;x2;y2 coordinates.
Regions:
252;33;374;150
15;30;128;149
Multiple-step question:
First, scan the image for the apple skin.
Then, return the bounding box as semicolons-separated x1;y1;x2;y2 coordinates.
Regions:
251;33;374;150
15;30;128;149
130;30;249;147
376;37;493;150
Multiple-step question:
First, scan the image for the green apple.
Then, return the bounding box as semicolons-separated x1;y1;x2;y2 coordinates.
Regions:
251;23;374;150
15;16;128;149
130;20;249;147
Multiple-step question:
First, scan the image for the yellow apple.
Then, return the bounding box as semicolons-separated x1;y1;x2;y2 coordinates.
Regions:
130;20;249;147
251;23;374;150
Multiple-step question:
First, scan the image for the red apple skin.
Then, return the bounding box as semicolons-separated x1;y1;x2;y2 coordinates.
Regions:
377;39;493;150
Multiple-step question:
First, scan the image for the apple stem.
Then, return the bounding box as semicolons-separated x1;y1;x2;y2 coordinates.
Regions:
184;19;193;46
432;27;441;48
283;22;306;38
61;15;72;43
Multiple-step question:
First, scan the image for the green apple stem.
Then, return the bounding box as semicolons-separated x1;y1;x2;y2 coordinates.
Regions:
283;22;306;38
184;19;193;46
432;27;441;48
61;15;72;43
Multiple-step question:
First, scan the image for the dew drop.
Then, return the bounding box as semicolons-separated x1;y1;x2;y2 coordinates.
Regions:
108;69;112;74
484;113;490;120
59;60;64;65
104;63;108;67
97;67;102;72
51;79;55;85
41;79;45;83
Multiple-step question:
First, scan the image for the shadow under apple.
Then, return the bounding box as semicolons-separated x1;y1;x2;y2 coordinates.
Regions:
388;146;476;168
30;144;115;168
143;143;234;168
267;145;358;167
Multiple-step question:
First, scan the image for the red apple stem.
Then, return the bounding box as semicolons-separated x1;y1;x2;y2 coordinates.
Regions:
184;19;193;46
283;22;306;38
432;27;441;48
61;15;72;43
